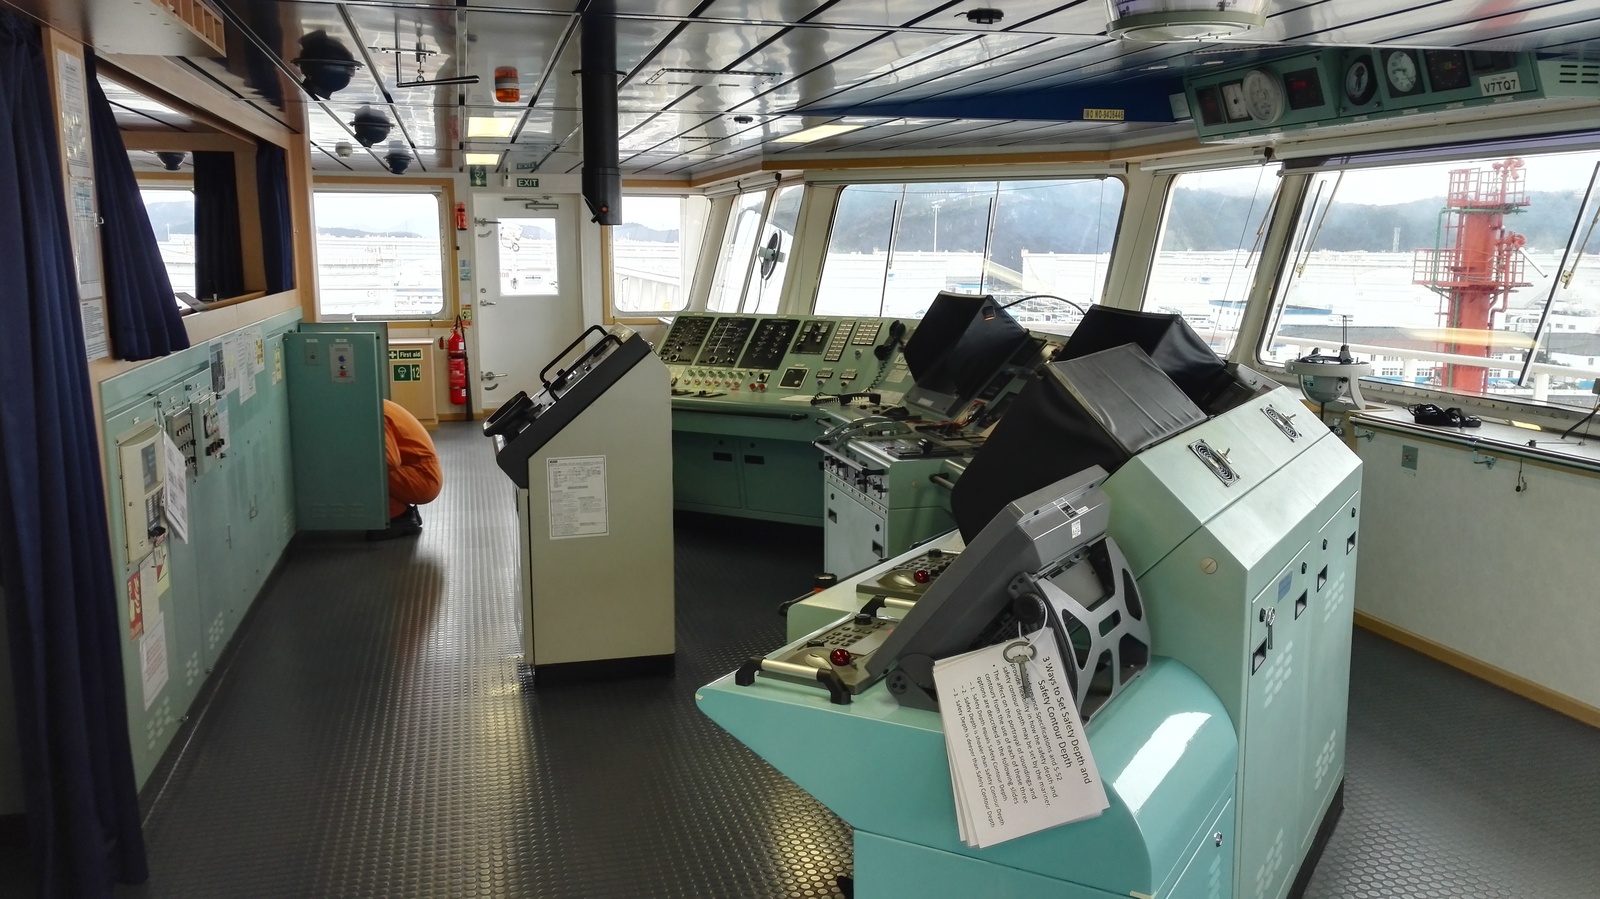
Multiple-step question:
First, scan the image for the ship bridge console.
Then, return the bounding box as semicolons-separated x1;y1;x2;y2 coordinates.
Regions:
701;308;1364;899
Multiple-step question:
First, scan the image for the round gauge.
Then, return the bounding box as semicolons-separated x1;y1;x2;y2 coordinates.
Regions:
1343;57;1377;106
1384;49;1420;95
1241;69;1285;124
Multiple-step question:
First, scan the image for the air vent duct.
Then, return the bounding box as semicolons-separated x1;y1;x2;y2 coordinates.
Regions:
580;0;621;225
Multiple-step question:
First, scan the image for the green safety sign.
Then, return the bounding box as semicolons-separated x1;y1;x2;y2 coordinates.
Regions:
392;364;422;382
389;348;424;361
515;177;540;188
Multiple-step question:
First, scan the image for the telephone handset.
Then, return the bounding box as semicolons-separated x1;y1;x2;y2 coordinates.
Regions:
874;320;908;361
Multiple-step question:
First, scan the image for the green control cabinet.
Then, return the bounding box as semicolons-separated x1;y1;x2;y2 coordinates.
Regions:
284;330;388;531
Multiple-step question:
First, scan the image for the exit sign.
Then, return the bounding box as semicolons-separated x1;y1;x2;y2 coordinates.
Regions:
516;177;539;188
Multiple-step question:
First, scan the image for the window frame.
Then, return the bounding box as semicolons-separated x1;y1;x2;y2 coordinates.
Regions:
606;191;707;322
810;175;1128;326
1254;148;1600;414
1143;162;1284;357
310;176;458;326
705;186;775;313
135;173;197;308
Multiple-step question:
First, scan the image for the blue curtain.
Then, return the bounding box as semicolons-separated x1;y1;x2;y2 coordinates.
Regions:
84;51;189;361
256;141;294;294
0;13;148;898
193;150;243;300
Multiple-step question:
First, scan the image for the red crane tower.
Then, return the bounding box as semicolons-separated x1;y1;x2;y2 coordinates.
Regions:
1412;157;1532;394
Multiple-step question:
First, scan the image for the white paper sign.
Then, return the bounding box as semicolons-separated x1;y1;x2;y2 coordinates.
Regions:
933;629;1109;848
161;431;189;543
140;613;169;710
546;455;609;539
238;351;257;403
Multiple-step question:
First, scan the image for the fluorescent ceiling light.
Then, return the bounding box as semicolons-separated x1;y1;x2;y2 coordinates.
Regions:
773;123;865;145
467;116;518;138
464;152;502;166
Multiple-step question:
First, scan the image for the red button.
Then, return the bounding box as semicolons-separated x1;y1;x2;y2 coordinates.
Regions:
913;569;930;584
829;648;852;667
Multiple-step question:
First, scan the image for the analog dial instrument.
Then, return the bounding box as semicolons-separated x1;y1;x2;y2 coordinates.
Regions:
1343;55;1377;105
1241;69;1285;124
1384;49;1422;96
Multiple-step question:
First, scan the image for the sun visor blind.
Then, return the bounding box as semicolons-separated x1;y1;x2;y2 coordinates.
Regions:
949;344;1205;542
1060;306;1226;405
1282;129;1600;174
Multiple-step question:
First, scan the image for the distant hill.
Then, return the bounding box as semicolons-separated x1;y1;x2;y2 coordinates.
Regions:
615;223;677;242
1166;187;1587;254
318;227;426;239
144;201;193;237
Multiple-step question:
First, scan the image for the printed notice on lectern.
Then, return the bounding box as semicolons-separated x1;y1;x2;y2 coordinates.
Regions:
933;629;1108;848
547;455;609;539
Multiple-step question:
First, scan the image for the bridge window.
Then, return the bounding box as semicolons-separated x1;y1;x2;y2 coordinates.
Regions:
1263;150;1600;410
814;178;1124;329
312;189;446;319
706;184;803;314
611;194;704;315
1146;163;1281;356
139;187;195;300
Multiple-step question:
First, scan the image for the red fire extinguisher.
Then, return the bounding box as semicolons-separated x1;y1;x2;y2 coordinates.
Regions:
454;202;468;231
446;317;468;406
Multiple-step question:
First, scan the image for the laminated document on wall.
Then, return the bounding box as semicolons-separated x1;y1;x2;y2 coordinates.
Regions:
161;430;189;543
933;628;1109;849
547;455;609;539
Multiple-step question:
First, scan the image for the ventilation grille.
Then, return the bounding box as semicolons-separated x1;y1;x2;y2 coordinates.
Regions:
1552;62;1600;86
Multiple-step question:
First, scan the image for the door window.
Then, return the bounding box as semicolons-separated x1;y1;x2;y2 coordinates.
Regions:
498;217;559;296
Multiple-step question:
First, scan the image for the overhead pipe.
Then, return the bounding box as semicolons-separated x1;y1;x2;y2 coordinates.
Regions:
579;0;621;225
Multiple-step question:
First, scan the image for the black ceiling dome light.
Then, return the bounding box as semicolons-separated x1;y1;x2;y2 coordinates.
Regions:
384;149;412;175
294;29;361;99
350;107;392;148
156;151;185;171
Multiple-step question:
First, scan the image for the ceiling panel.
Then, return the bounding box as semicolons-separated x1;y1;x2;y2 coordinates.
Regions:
207;0;1600;174
615;21;789;112
100;77;198;131
788;32;1050;110
454;9;574;107
797;0;1058;31
530;24;587;109
789;118;994;152
728;29;982;114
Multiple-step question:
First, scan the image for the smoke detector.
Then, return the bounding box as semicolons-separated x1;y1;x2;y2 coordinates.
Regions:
964;8;1004;25
1106;0;1267;42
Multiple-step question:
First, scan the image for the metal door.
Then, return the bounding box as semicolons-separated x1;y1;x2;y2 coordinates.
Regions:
472;194;583;409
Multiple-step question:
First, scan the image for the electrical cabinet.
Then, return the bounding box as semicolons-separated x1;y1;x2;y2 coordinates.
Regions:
284;330;388;531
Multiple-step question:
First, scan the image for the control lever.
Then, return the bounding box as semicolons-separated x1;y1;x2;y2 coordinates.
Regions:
1260;606;1276;650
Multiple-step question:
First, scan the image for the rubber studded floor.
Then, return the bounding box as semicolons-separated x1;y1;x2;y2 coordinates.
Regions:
118;422;849;899
103;421;1600;898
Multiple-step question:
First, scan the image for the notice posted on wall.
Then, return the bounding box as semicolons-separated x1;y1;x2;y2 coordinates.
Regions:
546;455;608;539
161;430;189;543
140;613;169;711
932;628;1109;849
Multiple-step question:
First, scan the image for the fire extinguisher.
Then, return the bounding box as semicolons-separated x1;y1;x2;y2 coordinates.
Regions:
454;202;468;231
446;317;468;406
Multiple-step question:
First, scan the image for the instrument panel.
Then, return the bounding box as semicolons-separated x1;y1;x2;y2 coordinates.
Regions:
739;318;799;370
659;313;916;402
695;317;756;366
1186;49;1556;142
657;314;711;364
